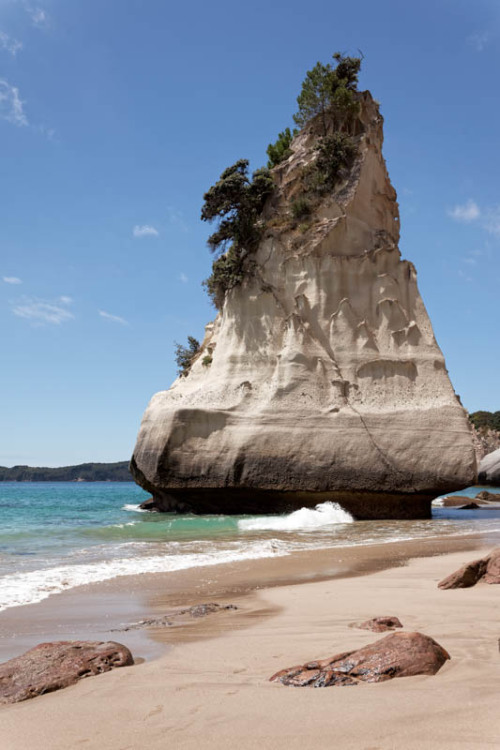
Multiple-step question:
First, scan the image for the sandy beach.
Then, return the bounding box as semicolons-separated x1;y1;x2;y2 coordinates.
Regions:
1;535;499;749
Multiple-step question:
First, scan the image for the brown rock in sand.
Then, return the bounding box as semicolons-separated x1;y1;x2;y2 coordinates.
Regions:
270;631;450;687
354;616;403;632
0;640;134;704
438;548;500;589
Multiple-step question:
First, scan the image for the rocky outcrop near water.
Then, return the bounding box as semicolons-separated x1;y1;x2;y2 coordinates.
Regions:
270;631;450;687
478;448;500;486
131;91;475;518
438;548;500;589
0;641;133;704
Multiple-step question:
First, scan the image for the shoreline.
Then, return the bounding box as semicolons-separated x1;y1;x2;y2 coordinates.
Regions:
0;527;495;663
1;536;500;748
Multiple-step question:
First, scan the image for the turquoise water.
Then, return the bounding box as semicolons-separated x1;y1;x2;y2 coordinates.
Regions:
1;482;500;612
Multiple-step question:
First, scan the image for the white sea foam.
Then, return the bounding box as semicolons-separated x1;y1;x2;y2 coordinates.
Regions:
238;502;354;532
0;539;292;613
122;503;147;513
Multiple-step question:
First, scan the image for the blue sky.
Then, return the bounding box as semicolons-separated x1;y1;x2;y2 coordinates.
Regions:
0;0;499;466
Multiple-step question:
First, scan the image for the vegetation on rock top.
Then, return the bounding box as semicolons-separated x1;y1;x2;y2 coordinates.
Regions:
199;52;363;313
469;411;500;433
176;52;365;376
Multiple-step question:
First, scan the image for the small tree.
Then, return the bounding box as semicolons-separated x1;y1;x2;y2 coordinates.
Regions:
266;127;297;168
201;159;274;308
293;52;362;133
174;336;200;376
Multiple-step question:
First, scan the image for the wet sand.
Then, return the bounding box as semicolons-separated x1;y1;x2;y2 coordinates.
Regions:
1;534;500;749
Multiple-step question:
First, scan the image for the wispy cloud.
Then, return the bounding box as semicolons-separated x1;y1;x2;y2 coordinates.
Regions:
133;224;159;238
458;268;473;283
0;30;23;56
12;296;74;325
448;199;480;223
98;310;129;325
483;206;500;237
26;6;49;29
167;206;189;232
2;276;22;284
0;79;28;126
467;31;490;52
179;272;188;283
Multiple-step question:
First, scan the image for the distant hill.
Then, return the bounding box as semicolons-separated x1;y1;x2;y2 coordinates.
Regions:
0;462;132;482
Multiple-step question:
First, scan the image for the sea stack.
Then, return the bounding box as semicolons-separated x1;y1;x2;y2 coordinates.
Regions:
131;91;476;518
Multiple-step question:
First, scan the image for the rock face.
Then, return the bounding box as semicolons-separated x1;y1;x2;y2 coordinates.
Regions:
478;448;500;486
131;92;475;518
270;631;450;687
438;548;500;589
0;641;133;704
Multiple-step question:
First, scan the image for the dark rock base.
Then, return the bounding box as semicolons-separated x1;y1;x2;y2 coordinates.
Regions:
138;487;434;520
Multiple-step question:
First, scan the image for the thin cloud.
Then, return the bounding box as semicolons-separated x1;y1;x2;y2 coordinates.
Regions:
179;273;188;283
467;32;490;52
0;79;28;127
2;276;22;284
167;206;189;232
27;6;49;29
12;296;74;325
0;30;23;56
483;206;500;237
99;310;129;326
448;199;480;223
133;224;159;238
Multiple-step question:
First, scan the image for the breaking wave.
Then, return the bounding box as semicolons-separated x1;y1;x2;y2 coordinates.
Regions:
238;502;354;532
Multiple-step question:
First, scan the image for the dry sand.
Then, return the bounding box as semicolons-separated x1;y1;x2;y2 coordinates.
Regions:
1;541;500;749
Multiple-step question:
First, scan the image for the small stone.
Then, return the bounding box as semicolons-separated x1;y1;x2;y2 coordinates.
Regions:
354;616;403;632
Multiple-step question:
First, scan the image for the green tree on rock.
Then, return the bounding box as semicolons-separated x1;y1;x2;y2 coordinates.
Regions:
293;52;362;132
266;127;298;168
174;336;201;376
201;159;274;308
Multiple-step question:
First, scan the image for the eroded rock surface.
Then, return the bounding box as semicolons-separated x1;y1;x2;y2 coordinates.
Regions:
131;91;475;519
438;549;500;589
478;448;500;486
0;641;133;704
270;631;449;687
354;616;403;632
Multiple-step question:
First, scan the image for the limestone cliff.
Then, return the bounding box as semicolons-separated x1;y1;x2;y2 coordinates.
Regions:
131;92;476;518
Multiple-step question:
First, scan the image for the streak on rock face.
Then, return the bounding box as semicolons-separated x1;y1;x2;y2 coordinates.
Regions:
131;91;475;518
0;641;134;704
438;548;500;589
270;632;450;687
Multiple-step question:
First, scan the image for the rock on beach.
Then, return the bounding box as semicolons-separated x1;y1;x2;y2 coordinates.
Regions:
0;640;134;704
270;631;450;687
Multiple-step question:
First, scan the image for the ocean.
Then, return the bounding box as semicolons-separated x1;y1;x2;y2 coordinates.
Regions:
1;482;500;613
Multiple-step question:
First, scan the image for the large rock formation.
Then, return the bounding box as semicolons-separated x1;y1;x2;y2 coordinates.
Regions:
478;448;500;486
131;92;475;518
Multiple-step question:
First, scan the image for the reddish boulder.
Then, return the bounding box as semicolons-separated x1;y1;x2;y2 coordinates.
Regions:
354;616;403;633
438;548;500;589
0;640;134;704
270;632;450;687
